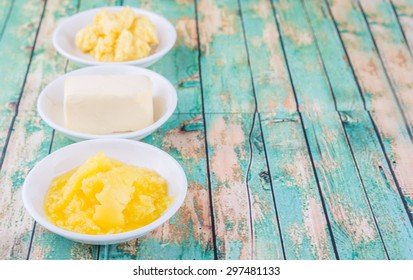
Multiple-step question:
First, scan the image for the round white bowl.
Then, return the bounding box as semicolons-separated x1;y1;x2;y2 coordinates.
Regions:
53;7;177;67
22;138;187;245
37;65;177;142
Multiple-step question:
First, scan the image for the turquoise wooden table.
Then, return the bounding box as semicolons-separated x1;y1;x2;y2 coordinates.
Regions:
1;0;413;260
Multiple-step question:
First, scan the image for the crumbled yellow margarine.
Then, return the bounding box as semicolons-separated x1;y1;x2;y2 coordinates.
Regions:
75;7;159;62
44;152;171;234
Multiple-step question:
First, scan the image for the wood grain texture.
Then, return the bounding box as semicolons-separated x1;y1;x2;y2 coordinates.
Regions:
100;114;214;260
205;113;282;259
304;0;413;260
302;111;387;259
0;1;75;259
275;0;388;259
239;0;296;114
392;0;413;54
302;0;365;111
0;0;13;39
0;0;45;165
130;0;203;114
260;112;335;259
272;0;335;112
327;0;413;215
359;0;413;134
27;0;119;260
340;110;413;259
196;0;255;113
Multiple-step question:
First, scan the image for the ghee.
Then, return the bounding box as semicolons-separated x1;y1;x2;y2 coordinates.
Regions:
75;7;159;62
44;152;171;234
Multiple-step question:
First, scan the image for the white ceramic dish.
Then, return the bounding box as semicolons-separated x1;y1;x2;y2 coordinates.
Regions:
53;7;176;67
22;138;187;245
37;65;177;141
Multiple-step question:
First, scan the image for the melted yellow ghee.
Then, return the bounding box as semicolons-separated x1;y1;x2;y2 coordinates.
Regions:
75;7;159;62
44;152;171;234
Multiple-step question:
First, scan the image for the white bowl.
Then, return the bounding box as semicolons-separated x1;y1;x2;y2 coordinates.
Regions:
53;7;176;67
22;138;187;245
37;65;177;141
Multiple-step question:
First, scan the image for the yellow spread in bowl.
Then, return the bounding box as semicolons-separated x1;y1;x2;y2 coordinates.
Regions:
75;7;159;62
44;152;171;234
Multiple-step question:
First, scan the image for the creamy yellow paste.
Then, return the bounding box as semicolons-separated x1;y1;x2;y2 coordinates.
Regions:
75;7;159;62
44;152;171;234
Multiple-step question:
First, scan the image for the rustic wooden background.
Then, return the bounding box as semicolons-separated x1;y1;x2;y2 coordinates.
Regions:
0;0;413;260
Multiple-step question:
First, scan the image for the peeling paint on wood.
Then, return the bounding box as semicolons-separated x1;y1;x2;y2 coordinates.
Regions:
197;0;255;113
240;0;297;114
340;110;413;259
261;113;335;259
100;114;214;260
359;0;413;134
392;0;413;54
327;0;413;215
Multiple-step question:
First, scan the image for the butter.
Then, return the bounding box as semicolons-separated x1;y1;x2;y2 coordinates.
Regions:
75;7;159;62
44;152;172;234
64;75;153;134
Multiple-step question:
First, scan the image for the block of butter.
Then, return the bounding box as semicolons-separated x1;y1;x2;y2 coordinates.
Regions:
64;75;154;134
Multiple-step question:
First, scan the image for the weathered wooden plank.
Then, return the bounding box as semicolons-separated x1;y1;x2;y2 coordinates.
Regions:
205;113;282;259
260;112;335;259
100;113;214;260
302;0;365;111
124;0;202;114
391;0;413;54
340;110;413;259
272;0;336;111
240;0;337;259
0;0;13;39
327;0;413;214
28;0;121;260
239;0;296;114
304;0;413;260
359;0;413;134
0;0;45;165
246;113;284;259
301;111;387;259
0;0;85;260
196;0;255;113
274;0;388;259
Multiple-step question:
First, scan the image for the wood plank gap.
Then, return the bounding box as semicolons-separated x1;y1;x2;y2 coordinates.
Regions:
300;0;338;112
303;1;388;255
322;0;368;111
26;222;37;260
238;0;287;258
237;0;260;258
356;0;413;141
338;114;390;259
26;129;55;260
390;0;413;60
245;111;257;258
257;113;287;259
270;1;339;259
0;0;47;172
367;110;413;224
194;0;218;260
0;0;14;40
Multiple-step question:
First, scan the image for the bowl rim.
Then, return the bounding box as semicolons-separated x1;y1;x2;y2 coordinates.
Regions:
52;6;177;66
37;65;177;140
22;138;188;244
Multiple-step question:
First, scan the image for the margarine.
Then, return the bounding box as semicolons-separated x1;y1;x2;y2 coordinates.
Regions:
75;7;159;62
64;75;154;134
44;152;172;234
